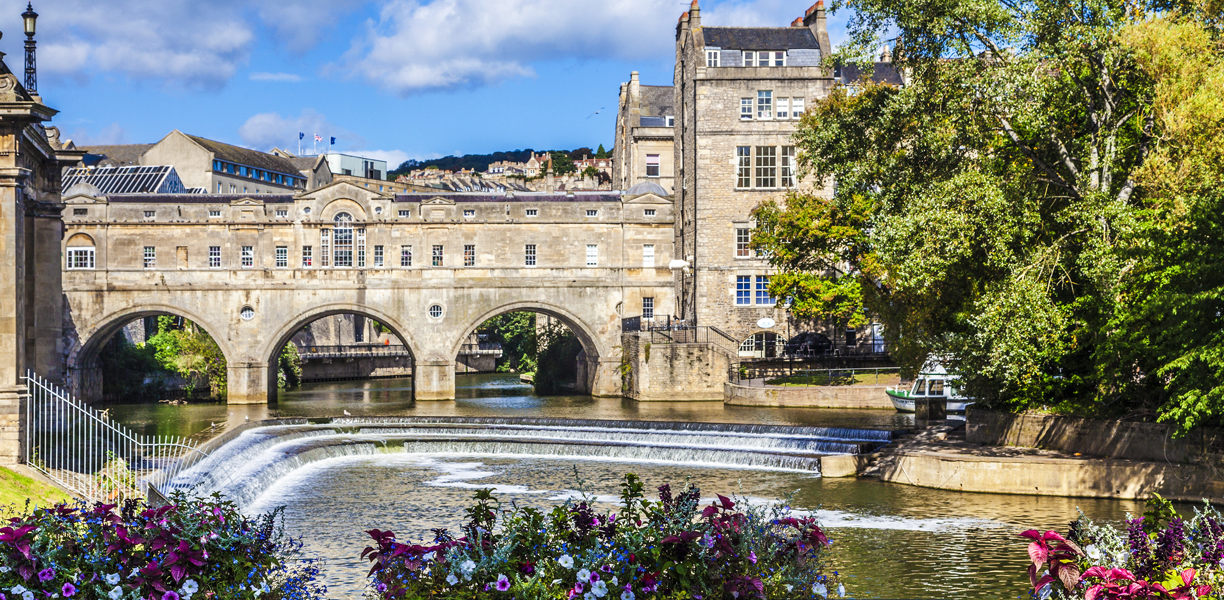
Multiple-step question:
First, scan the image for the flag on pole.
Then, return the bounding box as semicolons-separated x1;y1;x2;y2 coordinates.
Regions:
330;137;336;146
299;132;304;140
315;134;322;142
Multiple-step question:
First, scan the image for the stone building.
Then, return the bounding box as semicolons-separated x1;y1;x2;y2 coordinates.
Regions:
0;55;85;463
79;131;329;195
613;72;675;194
672;0;836;350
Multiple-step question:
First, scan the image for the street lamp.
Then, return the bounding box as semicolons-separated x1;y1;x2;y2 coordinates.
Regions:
22;2;37;93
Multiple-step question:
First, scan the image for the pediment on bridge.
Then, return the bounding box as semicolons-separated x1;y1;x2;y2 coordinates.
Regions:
301;179;392;202
422;196;456;206
621;192;671;204
63;190;107;205
230;197;265;207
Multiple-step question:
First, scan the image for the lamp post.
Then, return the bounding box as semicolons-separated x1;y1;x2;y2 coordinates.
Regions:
22;2;37;93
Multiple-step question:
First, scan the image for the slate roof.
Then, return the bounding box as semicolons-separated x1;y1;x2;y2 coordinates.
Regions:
394;192;622;203
104;194;296;204
640;85;674;118
702;27;820;51
80;144;153;167
186;134;303;176
287;156;323;171
840;63;905;85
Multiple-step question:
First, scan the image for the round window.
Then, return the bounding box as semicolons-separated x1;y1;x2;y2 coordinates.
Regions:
240;306;255;321
303;207;312;215
428;305;443;318
374;206;383;215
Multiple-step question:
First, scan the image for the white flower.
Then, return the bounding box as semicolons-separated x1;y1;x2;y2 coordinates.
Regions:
11;586;27;595
591;580;608;597
621;592;635;600
1086;545;1102;561
551;579;563;585
460;559;477;578
1037;584;1053;600
423;552;436;561
812;582;828;597
577;569;591;582
181;580;199;594
584;593;594;600
558;555;574;569
108;586;123;600
611;577;618;586
0;567;8;573
129;568;139;578
785;584;793;592
838;583;846;597
446;573;459;586
22;592;34;600
104;573;121;586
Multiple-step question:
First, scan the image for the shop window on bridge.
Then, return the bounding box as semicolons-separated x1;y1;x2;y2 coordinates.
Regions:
333;213;354;267
66;247;95;270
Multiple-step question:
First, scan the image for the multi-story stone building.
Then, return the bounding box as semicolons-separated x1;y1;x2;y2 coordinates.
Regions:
613;72;675;194
672;1;836;352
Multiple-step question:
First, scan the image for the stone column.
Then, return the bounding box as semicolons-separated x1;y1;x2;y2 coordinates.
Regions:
589;358;626;398
30;211;62;380
227;361;271;405
413;359;456;401
0;127;29;466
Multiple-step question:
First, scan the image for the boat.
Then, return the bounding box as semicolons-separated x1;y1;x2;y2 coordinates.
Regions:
886;360;974;413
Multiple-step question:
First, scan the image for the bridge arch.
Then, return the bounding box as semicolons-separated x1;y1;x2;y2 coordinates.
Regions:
66;304;234;404
260;303;421;404
454;301;608;395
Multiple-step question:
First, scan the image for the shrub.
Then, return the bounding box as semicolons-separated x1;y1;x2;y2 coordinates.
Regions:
362;474;843;599
1020;495;1222;599
0;493;325;600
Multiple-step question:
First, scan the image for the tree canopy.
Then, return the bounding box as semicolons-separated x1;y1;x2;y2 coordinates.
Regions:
751;0;1224;429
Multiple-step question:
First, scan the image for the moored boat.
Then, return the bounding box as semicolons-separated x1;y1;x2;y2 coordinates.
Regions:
886;360;974;413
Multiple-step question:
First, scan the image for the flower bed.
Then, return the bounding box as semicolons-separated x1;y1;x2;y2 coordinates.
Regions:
362;474;843;600
1021;495;1223;599
0;494;325;600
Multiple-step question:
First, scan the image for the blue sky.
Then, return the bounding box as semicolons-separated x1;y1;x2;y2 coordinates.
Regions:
0;0;852;169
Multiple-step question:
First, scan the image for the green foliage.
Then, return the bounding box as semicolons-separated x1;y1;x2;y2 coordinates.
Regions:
146;315;228;398
580;166;601;180
534;321;583;395
480;313;537;373
549;152;577;176
595;144;610;159
751;0;1224;429
278;343;302;390
98;334;164;398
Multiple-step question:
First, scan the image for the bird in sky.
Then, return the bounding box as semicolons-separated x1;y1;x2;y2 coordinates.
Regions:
587;107;606;119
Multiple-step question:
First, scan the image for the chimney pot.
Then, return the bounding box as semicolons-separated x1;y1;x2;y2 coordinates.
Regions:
791;17;804;27
690;0;698;8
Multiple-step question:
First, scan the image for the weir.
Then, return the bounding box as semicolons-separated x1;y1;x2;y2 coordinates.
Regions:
167;417;898;508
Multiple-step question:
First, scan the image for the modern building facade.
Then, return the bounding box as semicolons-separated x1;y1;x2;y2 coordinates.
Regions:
324;152;388;181
613;72;675;194
672;0;836;345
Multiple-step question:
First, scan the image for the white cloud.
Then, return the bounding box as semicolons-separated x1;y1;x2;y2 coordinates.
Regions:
63;123;130;147
238;109;364;152
0;0;354;90
250;72;305;82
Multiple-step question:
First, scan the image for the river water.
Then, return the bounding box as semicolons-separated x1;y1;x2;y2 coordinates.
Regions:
110;374;1145;599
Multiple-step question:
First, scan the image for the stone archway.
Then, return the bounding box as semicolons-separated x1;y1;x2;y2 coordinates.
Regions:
260;303;421;404
66;305;234;403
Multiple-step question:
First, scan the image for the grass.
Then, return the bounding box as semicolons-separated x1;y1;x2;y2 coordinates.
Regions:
0;467;70;514
765;372;902;387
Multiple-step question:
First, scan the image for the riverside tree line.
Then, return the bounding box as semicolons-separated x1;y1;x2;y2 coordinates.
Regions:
751;0;1224;431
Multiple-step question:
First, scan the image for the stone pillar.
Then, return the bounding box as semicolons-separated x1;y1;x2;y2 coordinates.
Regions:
589;358;625;398
30;213;61;380
227;361;271;405
414;359;455;401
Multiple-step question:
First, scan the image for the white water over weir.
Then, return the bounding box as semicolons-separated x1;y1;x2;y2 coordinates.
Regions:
166;417;897;508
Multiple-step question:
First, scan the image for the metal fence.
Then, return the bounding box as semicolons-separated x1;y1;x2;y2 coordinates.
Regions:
23;370;212;503
297;344;413;358
729;364;902;385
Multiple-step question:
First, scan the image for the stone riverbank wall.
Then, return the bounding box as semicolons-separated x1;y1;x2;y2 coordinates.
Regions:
620;333;730;401
723;382;893;409
967;409;1224;463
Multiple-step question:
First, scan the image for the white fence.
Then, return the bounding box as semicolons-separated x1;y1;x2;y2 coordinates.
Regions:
23;370;211;503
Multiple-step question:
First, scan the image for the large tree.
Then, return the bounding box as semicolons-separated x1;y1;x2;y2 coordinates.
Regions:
751;0;1224;426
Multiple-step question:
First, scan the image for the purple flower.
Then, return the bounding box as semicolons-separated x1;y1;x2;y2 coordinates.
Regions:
37;569;54;582
60;583;76;597
748;551;757;564
161;592;180;600
574;583;585;593
377;582;388;593
496;574;510;592
601;565;613;573
590;572;600;583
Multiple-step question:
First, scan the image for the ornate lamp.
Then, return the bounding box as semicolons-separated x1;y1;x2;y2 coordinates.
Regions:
22;2;36;93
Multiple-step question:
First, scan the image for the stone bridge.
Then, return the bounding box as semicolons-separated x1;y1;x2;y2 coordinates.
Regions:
60;182;676;403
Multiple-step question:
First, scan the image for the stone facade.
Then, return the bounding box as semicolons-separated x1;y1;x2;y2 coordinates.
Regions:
613;73;675;194
0;59;85;464
673;2;836;349
60;182;676;403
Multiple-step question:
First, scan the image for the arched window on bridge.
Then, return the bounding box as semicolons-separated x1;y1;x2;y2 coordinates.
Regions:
333;213;354;267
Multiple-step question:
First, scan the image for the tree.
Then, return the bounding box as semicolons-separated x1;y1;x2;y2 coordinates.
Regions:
479;313;537;373
549;152;577;176
752;0;1220;424
581;166;601;180
568;147;595;160
596;144;610;158
147;316;228;397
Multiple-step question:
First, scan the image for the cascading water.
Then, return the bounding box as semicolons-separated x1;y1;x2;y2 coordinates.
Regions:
169;417;897;508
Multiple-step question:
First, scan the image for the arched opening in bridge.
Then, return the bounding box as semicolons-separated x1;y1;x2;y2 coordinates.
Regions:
266;311;416;397
69;311;230;404
462;310;594;396
738;332;786;359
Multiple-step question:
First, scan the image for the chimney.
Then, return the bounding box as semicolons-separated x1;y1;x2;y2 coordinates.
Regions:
791;17;804;27
879;45;893;63
677;11;689;37
689;0;700;29
629;70;640;102
803;1;832;58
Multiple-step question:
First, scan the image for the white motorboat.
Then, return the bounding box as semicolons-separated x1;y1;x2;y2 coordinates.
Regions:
886;360;974;413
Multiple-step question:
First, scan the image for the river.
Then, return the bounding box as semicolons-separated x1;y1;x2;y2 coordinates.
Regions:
110;374;1144;599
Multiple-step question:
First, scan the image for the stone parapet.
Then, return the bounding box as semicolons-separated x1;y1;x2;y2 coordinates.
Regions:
723;382;893;409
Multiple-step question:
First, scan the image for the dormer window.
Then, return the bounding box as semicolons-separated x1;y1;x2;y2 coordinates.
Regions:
209;210;221;218
706;49;721;67
743;51;785;67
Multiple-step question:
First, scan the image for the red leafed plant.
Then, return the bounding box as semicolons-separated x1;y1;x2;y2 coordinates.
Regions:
1021;529;1085;594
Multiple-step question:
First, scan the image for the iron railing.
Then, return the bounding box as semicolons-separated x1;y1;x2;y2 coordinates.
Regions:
297;344;412;358
23;370;213;503
728;364;901;385
458;343;504;356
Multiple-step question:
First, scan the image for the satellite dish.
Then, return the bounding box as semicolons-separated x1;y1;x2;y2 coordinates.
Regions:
757;318;776;329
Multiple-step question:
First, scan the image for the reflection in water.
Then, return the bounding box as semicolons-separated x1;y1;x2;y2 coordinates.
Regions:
106;374;914;438
108;374;1142;599
248;454;1142;600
